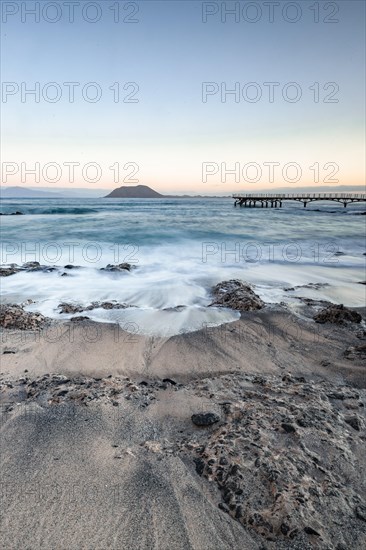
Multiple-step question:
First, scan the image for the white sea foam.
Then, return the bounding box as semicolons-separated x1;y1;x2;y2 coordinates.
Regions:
1;198;365;335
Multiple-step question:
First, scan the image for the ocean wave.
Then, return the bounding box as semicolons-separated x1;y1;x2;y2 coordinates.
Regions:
0;207;99;215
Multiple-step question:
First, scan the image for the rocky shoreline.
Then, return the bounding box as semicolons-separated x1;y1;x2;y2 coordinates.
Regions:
0;369;365;549
1;275;365;328
1;278;365;549
0;261;134;278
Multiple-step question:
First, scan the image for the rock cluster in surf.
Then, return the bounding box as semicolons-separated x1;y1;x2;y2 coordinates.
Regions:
314;304;362;325
0;304;50;330
0;261;134;277
58;301;130;314
210;280;264;311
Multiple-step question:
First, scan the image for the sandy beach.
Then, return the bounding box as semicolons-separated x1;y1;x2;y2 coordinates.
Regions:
2;0;366;547
1;302;365;549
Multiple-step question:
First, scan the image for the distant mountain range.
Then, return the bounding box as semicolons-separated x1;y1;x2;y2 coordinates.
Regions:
0;186;64;199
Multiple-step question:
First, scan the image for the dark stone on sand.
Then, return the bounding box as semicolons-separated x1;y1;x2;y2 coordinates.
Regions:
344;344;366;360
0;304;49;330
304;526;321;536
192;412;220;426
314;304;362;325
218;502;230;513
355;504;366;522
210;279;264;311
235;505;242;519
64;264;80;269
193;457;205;475
70;316;90;322
345;415;361;431
162;378;177;385
2;350;16;354
281;423;296;433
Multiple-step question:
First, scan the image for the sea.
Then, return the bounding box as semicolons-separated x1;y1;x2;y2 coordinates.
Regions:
1;198;365;336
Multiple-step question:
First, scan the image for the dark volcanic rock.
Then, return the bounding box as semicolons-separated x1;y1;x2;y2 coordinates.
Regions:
303;526;321;536
355;504;366;522
181;373;366;548
1;211;23;215
89;301;127;310
345;415;362;431
191;412;220;426
314;304;362;325
70;316;91;322
100;263;133;272
58;301;128;314
23;261;41;269
193;457;206;475
58;303;84;314
162;378;177;385
281;422;296;433
344;344;366;360
210;280;264;311
0;265;21;277
0;304;49;330
22;262;57;273
1;262;59;276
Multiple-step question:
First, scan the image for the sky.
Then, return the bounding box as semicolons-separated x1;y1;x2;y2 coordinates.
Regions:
1;0;365;193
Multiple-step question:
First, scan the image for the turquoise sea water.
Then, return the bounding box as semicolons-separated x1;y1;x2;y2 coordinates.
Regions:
1;198;365;335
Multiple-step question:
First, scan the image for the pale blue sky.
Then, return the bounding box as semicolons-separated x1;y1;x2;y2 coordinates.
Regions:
1;0;365;192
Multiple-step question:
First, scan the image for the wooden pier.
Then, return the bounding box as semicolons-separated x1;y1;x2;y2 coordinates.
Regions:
233;193;366;208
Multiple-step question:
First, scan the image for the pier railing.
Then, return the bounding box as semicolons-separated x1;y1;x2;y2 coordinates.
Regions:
232;193;366;208
232;193;366;199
